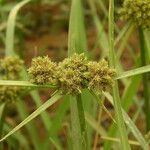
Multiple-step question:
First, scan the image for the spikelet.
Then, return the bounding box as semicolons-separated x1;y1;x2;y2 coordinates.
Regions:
85;59;116;93
0;56;23;80
56;53;88;95
28;56;58;85
120;0;150;28
0;56;24;104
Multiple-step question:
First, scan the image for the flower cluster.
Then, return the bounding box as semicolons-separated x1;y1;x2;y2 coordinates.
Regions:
0;56;24;104
56;53;88;94
28;54;116;95
28;56;57;84
85;59;116;92
120;0;150;28
0;56;24;80
0;86;21;103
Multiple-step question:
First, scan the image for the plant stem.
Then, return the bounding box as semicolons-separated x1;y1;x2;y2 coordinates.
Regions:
139;28;150;131
76;94;89;150
70;96;82;150
0;103;7;149
69;95;89;150
108;0;131;149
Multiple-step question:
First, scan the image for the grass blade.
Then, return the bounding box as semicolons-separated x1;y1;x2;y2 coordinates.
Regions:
104;76;142;149
88;0;109;57
116;65;150;79
0;80;56;88
104;92;149;150
85;112;107;136
144;30;150;61
85;112;140;146
49;95;70;136
0;103;6;137
0;91;62;142
139;28;150;131
0;103;7;149
17;99;41;150
4;124;30;150
5;0;31;56
68;0;87;56
108;0;131;149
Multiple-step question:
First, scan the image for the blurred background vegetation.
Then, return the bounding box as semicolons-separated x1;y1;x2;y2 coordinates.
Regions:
0;0;150;149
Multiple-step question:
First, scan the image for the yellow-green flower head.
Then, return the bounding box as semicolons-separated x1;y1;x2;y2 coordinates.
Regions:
120;0;150;28
0;86;21;104
86;59;116;93
27;54;116;95
28;56;58;85
56;53;88;95
0;56;24;104
0;56;24;80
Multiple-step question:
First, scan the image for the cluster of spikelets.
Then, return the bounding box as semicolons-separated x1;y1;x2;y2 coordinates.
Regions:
28;53;116;95
28;56;57;85
0;56;24;104
120;0;150;28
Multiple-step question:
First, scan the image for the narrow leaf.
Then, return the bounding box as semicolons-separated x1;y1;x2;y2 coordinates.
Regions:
103;92;149;150
0;91;62;142
5;0;31;56
116;65;150;79
0;80;56;88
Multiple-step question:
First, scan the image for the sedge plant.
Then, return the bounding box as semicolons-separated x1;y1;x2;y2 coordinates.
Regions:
120;0;150;132
0;53;116;142
0;0;150;150
0;56;24;149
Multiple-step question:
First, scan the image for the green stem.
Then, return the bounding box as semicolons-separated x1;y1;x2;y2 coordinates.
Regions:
69;95;89;150
108;0;131;149
76;94;89;150
70;96;82;150
139;28;150;131
0;103;7;149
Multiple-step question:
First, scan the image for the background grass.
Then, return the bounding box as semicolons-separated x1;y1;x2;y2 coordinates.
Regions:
0;0;150;149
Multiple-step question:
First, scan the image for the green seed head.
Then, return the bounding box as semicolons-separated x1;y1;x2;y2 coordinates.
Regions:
86;59;116;93
28;54;116;95
56;53;88;95
28;56;58;85
120;0;150;28
0;56;24;80
0;86;21;104
0;56;24;104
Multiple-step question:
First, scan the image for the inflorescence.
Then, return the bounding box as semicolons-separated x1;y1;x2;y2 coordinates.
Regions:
0;56;24;103
28;56;57;85
120;0;150;28
28;53;116;95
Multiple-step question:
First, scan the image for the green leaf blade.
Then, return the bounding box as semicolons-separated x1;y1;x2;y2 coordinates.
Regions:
0;91;62;142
